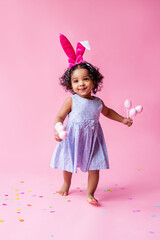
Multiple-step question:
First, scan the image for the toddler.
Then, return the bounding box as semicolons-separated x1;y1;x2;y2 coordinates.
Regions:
50;34;132;204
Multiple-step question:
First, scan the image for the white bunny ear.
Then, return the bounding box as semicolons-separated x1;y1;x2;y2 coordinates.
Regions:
79;41;91;50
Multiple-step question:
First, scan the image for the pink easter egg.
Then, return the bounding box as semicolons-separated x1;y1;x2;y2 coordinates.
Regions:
56;125;65;133
129;108;137;117
55;122;62;131
135;105;143;113
124;99;132;109
59;131;67;139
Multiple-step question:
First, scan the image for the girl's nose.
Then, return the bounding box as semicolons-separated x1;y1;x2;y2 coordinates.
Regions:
79;80;85;86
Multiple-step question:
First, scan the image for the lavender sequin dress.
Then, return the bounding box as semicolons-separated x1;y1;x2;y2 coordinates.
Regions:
50;94;109;173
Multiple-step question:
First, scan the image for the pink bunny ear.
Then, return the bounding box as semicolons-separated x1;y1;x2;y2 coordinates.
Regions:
76;42;85;58
59;34;76;61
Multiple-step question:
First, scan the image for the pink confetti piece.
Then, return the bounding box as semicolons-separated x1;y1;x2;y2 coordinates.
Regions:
17;212;21;214
39;196;44;198
20;192;25;194
149;231;154;234
32;194;37;197
50;211;55;213
132;210;141;213
128;198;133;200
2;203;7;206
4;194;8;197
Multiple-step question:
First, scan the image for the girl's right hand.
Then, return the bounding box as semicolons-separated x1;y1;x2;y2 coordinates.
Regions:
54;131;62;142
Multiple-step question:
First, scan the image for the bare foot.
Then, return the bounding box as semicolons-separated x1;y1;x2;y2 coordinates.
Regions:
86;194;98;204
59;182;70;196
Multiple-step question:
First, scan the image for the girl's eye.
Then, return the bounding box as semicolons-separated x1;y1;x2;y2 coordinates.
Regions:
84;78;89;81
73;80;78;83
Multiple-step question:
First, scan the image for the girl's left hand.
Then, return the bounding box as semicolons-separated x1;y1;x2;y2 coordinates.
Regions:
122;117;133;127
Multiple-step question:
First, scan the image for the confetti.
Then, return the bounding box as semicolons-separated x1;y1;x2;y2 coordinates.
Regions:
50;234;54;237
132;210;141;213
15;193;19;196
15;198;20;200
50;211;55;213
2;203;7;206
102;211;107;214
137;168;142;171
149;231;154;234
104;189;112;192
155;205;160;208
0;219;4;222
128;198;133;200
67;200;71;202
28;190;32;192
151;215;156;217
16;209;21;211
76;187;80;189
27;204;32;207
20;181;24;183
39;196;43;198
20;192;25;195
4;194;8;197
19;219;24;222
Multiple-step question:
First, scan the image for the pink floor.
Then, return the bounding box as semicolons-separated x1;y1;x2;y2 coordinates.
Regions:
1;168;160;240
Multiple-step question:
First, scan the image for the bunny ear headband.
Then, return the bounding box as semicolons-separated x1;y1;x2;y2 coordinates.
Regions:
59;34;91;68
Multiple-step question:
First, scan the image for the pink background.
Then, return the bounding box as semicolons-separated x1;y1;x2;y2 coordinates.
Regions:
0;0;160;239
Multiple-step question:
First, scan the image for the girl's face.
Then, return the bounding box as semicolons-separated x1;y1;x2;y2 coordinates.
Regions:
71;68;94;99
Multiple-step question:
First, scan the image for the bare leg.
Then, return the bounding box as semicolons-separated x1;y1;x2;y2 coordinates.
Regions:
59;170;72;196
86;170;99;204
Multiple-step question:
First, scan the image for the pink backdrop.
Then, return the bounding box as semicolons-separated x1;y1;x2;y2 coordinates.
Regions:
0;0;160;239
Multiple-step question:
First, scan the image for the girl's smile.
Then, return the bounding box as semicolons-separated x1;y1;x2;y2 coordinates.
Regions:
71;68;94;99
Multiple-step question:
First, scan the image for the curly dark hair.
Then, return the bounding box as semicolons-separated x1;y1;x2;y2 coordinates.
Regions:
59;62;104;94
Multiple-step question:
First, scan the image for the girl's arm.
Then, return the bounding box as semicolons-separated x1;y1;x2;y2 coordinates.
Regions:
101;100;133;127
54;97;72;141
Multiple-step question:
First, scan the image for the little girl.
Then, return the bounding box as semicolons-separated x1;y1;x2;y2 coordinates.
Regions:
50;34;133;204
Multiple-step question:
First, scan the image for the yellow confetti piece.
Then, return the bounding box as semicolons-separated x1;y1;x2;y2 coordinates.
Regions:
15;198;20;200
28;190;32;192
0;219;4;222
107;189;112;192
137;168;142;171
15;193;19;196
18;217;22;220
14;189;19;191
16;209;21;211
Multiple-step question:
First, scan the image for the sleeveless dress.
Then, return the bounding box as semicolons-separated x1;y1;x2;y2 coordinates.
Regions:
50;94;109;173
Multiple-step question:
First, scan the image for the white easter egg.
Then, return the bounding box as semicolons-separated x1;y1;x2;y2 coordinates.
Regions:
59;131;67;139
55;122;62;131
56;125;65;133
129;108;137;117
135;105;143;113
124;99;132;109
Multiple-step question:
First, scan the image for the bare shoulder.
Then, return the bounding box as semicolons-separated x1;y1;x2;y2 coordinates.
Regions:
61;96;72;112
